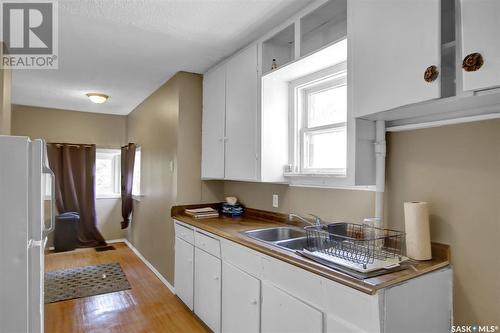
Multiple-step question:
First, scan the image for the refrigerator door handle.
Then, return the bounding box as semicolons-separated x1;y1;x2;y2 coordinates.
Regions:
43;166;56;234
28;237;48;249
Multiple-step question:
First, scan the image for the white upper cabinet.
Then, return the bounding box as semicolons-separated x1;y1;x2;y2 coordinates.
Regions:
350;0;442;118
202;64;226;179
225;44;259;181
460;0;500;92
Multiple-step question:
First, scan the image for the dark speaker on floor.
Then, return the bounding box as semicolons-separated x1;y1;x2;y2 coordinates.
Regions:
54;212;80;252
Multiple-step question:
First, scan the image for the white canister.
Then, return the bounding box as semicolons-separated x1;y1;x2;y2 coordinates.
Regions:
403;201;432;260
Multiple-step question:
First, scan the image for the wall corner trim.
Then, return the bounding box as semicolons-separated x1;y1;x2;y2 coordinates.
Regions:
122;239;176;294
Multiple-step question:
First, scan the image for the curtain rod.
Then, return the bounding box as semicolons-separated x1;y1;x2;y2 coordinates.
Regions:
48;143;122;149
48;143;138;149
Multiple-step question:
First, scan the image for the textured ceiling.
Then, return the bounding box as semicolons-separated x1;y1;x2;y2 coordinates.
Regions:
12;0;313;115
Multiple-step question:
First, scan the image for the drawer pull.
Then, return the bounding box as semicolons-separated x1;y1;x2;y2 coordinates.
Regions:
462;52;484;72
424;65;439;82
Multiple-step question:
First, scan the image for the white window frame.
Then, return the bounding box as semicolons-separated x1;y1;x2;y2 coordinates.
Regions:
288;62;348;177
95;148;121;199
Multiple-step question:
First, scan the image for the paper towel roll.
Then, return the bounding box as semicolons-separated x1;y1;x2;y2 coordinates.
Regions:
404;202;432;260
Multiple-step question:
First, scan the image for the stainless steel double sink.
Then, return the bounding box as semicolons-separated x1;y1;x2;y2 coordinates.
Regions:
241;227;308;252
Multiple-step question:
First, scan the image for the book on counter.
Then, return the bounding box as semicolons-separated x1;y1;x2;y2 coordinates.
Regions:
184;207;219;219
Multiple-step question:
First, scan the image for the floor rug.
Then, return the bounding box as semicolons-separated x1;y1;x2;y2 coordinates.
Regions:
45;262;131;303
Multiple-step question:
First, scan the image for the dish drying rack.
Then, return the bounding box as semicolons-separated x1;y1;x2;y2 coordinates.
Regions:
303;223;406;273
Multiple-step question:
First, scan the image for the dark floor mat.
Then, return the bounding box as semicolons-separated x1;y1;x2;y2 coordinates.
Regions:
95;245;116;252
44;262;131;303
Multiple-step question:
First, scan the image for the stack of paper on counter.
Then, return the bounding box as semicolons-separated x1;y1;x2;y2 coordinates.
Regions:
184;207;219;219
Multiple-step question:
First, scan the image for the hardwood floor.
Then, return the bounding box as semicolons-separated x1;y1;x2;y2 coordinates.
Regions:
45;243;208;333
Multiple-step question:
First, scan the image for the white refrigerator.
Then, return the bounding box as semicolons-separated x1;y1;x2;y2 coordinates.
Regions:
0;136;55;333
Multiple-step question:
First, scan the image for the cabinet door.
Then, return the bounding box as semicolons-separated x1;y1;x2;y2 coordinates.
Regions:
261;282;323;333
461;0;500;91
174;237;194;310
202;64;226;179
225;44;259;181
222;262;260;333
194;248;222;333
350;0;441;117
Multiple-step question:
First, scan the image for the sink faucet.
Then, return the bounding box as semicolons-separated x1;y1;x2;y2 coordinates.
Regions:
288;213;322;227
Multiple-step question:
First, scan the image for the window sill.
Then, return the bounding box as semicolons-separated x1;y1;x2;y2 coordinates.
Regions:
132;194;144;202
284;172;347;178
284;173;376;191
96;195;121;200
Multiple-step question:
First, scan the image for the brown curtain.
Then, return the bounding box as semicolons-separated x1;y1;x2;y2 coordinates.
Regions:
121;143;136;229
47;143;106;247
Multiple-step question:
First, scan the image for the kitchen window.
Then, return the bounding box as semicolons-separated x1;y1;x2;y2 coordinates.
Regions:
132;147;141;198
289;63;347;176
96;148;121;198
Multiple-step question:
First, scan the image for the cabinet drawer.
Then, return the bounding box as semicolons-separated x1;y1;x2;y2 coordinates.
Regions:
195;231;220;258
175;222;194;245
262;256;323;309
221;239;262;278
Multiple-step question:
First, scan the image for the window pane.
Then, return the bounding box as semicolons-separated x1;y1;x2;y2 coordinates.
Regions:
307;85;347;128
132;149;141;196
96;158;113;194
304;127;346;170
95;149;121;197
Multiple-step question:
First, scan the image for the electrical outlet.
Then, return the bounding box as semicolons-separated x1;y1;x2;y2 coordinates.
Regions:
272;194;279;208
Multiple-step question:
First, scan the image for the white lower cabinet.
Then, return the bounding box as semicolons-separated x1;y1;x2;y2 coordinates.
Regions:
174;237;194;310
261;282;323;333
174;221;452;333
221;261;260;333
194;247;222;333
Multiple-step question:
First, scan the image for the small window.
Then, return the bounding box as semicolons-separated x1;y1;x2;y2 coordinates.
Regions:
290;63;347;175
96;149;121;198
132;147;141;197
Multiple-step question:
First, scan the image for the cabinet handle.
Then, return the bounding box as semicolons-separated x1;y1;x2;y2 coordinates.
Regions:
250;299;258;305
424;65;439;83
462;53;484;72
214;276;219;281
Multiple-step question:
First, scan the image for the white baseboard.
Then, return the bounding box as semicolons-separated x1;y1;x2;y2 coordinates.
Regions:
123;239;176;294
107;238;127;244
47;238;126;251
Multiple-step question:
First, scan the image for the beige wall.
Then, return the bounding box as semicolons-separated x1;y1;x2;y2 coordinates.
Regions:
385;119;500;326
11;105;128;242
223;181;374;223
223;119;500;326
0;44;11;135
126;72;222;284
12;104;127;146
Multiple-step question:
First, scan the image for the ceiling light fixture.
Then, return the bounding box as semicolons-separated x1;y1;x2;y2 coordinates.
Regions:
86;93;109;104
